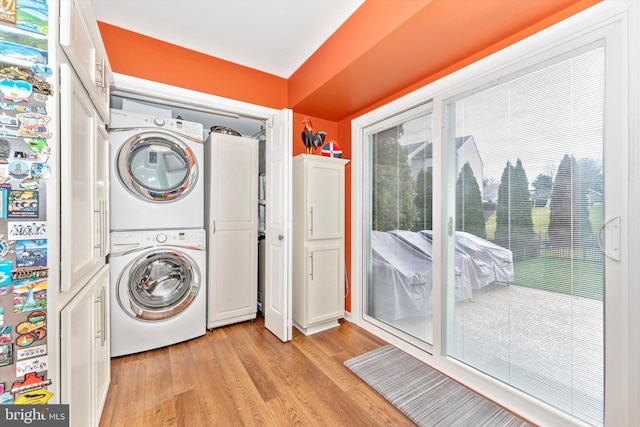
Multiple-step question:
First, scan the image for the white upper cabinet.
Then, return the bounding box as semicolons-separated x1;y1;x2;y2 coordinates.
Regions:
59;0;112;123
59;64;109;292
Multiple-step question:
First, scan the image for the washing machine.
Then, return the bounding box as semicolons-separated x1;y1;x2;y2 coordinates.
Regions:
109;109;204;231
109;228;206;357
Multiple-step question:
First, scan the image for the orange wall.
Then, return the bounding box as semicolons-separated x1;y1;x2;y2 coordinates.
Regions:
98;0;600;313
97;22;287;110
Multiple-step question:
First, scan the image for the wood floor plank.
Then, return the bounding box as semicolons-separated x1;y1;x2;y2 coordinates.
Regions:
266;339;384;427
99;354;147;427
168;340;203;395
225;323;282;403
229;323;319;426
173;389;210;427
99;316;415;427
264;396;312;427
143;398;178;427
291;332;365;393
142;348;177;427
194;358;245;426
211;330;280;426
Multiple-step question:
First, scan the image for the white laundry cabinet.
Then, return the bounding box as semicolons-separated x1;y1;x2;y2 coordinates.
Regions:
292;154;349;335
205;132;259;329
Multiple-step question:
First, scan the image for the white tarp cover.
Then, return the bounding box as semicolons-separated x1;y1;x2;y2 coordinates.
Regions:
370;230;514;320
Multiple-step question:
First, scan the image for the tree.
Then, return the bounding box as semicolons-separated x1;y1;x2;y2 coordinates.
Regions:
414;168;433;231
483;177;499;202
495;159;535;259
549;154;593;248
577;157;603;204
494;161;513;249
456;162;486;238
531;173;553;207
371;132;417;231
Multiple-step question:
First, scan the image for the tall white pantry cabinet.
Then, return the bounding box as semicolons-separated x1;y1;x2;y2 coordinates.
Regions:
205;132;258;329
58;0;113;426
292;154;349;335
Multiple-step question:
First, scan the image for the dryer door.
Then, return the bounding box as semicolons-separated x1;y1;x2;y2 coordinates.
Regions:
116;131;198;202
118;249;201;321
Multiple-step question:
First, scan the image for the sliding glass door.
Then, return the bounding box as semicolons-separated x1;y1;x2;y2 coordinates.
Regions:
365;103;434;344
360;10;627;424
443;44;605;426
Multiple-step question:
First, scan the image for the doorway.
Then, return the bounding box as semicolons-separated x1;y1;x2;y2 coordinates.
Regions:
108;74;292;342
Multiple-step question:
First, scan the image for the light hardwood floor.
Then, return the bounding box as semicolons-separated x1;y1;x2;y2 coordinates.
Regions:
98;316;415;427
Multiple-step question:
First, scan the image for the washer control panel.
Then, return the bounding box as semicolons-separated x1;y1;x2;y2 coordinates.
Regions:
111;229;206;253
109;108;204;141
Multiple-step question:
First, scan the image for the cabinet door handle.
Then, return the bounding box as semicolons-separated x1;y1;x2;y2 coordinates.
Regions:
309;207;314;236
94;207;102;252
310;253;314;280
95;286;107;346
101;286;107;346
95;290;103;341
102;200;108;258
96;58;107;93
94;201;107;257
101;59;107;93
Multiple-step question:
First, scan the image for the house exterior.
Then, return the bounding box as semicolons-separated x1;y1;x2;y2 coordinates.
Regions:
407;135;484;199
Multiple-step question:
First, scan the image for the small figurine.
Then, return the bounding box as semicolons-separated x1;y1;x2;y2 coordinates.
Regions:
301;117;326;154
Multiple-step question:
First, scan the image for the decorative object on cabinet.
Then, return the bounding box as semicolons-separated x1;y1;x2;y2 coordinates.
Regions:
321;141;342;158
301;117;326;154
292;154;349;335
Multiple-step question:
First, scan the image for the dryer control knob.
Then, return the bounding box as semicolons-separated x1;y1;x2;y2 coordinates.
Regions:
156;233;168;243
153;117;165;127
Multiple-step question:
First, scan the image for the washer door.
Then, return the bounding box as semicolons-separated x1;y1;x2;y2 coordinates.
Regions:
116;131;198;202
118;250;200;321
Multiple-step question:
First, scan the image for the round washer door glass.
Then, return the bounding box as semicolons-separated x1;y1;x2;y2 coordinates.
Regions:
118;250;201;321
117;131;198;202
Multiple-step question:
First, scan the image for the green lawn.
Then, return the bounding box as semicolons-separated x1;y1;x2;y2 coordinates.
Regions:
513;257;603;301
484;206;604;300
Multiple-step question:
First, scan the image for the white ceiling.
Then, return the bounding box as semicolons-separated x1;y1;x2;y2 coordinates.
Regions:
90;0;365;78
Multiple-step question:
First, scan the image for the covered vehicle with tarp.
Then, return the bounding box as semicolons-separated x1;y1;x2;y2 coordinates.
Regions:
370;230;513;320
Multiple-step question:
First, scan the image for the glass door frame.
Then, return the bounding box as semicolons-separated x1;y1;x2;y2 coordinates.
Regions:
361;101;435;352
350;2;635;425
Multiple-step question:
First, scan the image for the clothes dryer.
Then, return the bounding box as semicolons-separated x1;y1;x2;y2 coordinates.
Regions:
109;228;206;357
109;109;204;230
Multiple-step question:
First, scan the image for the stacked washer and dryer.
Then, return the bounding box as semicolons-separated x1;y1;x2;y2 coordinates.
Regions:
108;109;207;357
